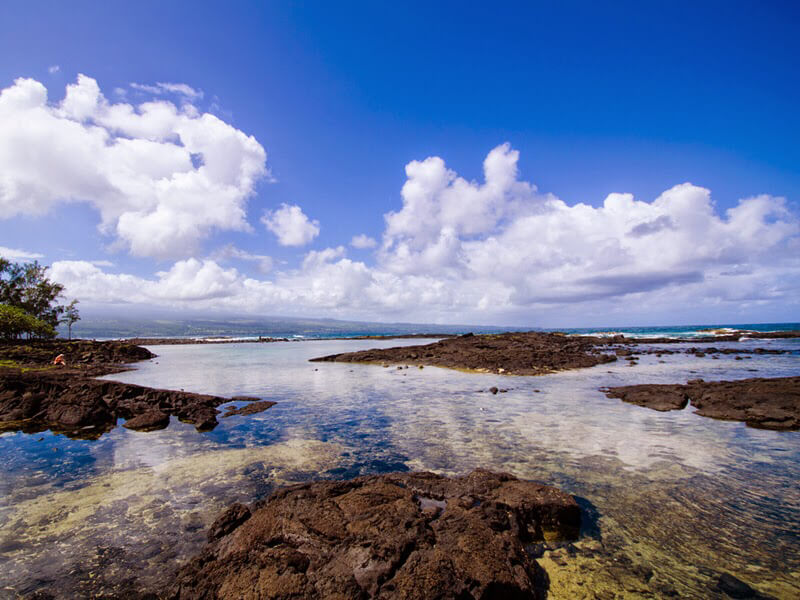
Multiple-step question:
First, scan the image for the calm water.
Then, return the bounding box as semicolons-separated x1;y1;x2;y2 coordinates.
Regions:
1;337;799;598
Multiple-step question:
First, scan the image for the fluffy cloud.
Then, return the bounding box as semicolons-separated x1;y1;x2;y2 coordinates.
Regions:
0;74;267;258
46;145;800;324
262;203;320;246
350;234;377;249
0;246;44;260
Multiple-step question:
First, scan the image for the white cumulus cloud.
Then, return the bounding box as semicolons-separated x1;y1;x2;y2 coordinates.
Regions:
0;74;268;259
262;203;320;246
42;144;800;325
0;246;45;261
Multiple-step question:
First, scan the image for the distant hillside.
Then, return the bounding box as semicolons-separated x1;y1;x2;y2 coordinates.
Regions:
61;315;526;340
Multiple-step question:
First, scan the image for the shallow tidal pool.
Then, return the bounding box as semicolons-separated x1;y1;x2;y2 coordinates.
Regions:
1;337;799;598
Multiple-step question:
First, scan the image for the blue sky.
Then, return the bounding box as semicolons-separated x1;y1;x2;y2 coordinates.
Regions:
0;1;798;326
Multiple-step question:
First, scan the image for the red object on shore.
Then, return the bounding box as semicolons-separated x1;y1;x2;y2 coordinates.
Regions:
53;354;66;366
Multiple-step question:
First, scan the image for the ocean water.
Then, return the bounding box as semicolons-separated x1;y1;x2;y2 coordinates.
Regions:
99;321;800;342
1;335;799;598
562;321;800;339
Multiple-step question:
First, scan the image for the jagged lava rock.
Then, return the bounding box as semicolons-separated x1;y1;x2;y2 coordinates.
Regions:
603;376;800;430
170;469;580;600
311;331;618;376
0;370;230;438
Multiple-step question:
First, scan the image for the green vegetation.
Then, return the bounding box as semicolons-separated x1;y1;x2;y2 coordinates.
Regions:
0;305;55;340
0;258;78;340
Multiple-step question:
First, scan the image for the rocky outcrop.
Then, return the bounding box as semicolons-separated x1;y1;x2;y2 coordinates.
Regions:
0;339;154;375
311;331;618;375
603;376;800;430
0;369;234;438
0;341;274;439
170;469;581;600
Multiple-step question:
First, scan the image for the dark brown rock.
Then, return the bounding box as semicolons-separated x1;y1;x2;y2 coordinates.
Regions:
311;331;618;376
602;384;689;412
207;502;252;542
222;400;277;418
0;369;240;438
0;339;154;376
123;409;170;431
170;469;580;600
0;341;278;438
603;376;800;430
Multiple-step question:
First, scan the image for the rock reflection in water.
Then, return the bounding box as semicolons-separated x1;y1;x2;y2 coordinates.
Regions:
0;337;798;598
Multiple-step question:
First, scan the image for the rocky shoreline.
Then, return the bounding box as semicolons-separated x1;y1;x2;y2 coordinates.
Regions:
170;469;581;600
0;340;266;438
603;376;800;430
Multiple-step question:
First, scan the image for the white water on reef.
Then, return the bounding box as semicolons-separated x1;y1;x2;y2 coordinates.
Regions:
1;337;799;598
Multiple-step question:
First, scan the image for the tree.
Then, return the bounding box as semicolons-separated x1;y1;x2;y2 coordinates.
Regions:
61;299;81;340
0;304;55;340
0;258;73;339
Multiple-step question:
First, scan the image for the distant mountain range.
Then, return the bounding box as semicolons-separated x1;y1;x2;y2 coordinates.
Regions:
62;314;528;339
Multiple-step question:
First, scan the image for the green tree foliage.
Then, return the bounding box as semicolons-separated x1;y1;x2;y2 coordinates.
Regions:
0;304;55;340
0;258;78;339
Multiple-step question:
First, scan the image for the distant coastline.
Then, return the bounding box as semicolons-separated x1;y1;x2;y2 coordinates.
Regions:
104;322;800;346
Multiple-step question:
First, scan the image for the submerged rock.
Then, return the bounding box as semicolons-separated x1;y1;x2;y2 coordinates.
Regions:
170;469;580;599
715;572;774;599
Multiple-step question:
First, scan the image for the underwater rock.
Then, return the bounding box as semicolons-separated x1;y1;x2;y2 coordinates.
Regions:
714;572;774;598
603;376;800;430
170;469;580;599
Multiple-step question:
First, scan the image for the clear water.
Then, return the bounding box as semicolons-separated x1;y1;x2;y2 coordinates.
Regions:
1;337;799;598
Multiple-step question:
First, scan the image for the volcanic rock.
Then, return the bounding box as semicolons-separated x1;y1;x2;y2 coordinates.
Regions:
170;469;581;599
0;369;237;438
603;376;800;430
310;331;618;376
123;409;170;431
222;400;277;418
0;340;279;438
